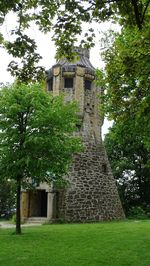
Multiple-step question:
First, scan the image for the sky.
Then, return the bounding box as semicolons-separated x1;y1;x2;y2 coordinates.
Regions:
0;13;115;137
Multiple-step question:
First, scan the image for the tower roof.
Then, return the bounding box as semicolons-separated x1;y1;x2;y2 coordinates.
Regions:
47;48;95;79
57;47;94;68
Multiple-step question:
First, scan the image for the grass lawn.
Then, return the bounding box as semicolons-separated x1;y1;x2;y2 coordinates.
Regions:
0;220;150;266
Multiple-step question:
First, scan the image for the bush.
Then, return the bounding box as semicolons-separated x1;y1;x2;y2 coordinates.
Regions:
128;206;148;219
11;214;16;224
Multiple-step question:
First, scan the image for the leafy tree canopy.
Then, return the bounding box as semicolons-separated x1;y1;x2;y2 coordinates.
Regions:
104;120;150;215
100;23;150;150
0;82;81;182
0;0;150;81
100;13;150;214
0;82;81;233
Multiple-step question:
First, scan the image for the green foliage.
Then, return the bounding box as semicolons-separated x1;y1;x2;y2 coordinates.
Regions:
1;1;150;81
0;180;16;218
0;82;81;233
98;2;150;217
100;23;150;148
128;206;149;219
54;0;150;58
104;122;150;215
0;82;81;183
0;0;60;81
5;34;45;83
11;214;16;224
53;179;69;190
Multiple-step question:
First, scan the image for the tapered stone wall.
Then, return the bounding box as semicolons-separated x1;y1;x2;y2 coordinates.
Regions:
58;140;124;222
46;47;125;222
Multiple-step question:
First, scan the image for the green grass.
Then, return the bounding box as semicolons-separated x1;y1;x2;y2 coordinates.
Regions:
0;220;150;266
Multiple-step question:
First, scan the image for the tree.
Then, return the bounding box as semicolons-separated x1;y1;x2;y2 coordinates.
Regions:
104;121;150;215
100;23;150;151
54;0;150;58
0;82;81;234
0;1;149;81
100;18;150;213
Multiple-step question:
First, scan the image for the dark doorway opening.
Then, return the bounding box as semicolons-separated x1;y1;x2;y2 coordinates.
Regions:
41;190;47;217
29;190;47;217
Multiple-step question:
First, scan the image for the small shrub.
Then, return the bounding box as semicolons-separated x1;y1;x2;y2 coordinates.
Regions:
11;214;16;224
128;206;147;219
56;218;66;224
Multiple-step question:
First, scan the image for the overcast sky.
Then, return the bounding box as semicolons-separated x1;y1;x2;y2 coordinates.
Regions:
0;13;115;136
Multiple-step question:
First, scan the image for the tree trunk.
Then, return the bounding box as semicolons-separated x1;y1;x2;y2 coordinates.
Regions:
16;177;21;234
131;0;142;30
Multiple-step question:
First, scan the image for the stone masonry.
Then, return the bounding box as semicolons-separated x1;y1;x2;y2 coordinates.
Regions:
46;47;125;222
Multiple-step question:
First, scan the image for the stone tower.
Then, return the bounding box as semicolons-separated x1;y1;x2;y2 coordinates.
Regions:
46;48;125;222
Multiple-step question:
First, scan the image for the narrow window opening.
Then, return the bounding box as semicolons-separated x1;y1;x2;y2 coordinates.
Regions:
102;163;107;174
47;78;53;91
64;78;73;88
85;79;92;90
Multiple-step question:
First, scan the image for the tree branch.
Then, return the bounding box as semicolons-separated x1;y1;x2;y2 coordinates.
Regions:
141;0;150;24
131;0;142;30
